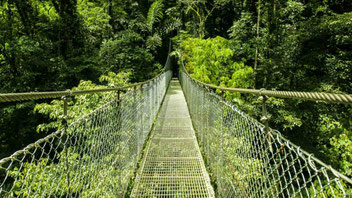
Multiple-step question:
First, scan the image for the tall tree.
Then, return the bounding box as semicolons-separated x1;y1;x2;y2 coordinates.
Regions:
52;0;81;58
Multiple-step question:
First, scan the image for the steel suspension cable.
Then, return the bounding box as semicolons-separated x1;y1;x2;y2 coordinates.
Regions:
180;57;352;104
0;70;166;102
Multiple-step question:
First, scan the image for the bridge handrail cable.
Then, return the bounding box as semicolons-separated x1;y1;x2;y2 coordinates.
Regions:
0;70;167;103
180;56;352;104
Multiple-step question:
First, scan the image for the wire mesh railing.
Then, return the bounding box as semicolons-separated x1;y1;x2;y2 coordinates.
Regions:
0;70;172;197
180;71;352;198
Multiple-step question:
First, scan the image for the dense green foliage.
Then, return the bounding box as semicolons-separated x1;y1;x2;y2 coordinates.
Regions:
181;37;254;104
0;0;351;195
0;0;179;157
176;0;352;179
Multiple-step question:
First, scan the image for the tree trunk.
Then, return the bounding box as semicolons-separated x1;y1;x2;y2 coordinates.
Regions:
108;0;113;35
52;0;79;59
6;2;18;77
254;0;261;88
264;0;277;88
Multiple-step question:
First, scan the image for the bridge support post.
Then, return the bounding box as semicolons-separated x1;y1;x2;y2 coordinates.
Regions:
155;78;158;118
149;81;153;128
134;86;140;158
61;95;72;197
116;89;123;195
205;88;210;163
117;89;121;133
218;101;224;194
140;85;144;152
259;91;273;153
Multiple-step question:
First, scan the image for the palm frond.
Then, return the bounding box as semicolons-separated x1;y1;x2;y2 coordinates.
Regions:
147;0;164;33
158;18;182;36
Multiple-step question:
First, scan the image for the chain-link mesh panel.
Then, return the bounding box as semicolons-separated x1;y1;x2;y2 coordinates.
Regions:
180;71;352;198
0;71;172;198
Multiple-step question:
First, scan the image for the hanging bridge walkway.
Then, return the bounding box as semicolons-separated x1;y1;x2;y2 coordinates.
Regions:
131;80;214;197
1;58;352;197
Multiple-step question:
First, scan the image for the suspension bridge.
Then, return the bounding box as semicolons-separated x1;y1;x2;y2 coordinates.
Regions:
0;55;352;197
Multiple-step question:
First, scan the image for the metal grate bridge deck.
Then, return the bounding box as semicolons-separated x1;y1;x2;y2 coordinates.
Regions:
131;80;214;197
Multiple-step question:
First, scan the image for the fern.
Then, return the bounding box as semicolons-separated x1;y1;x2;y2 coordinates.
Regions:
157;18;182;36
146;34;162;51
146;0;164;33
